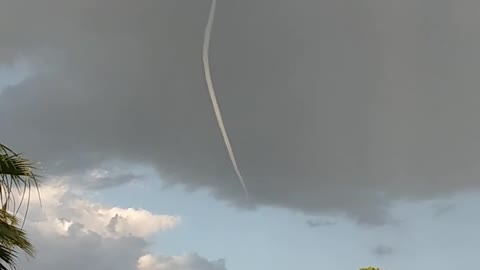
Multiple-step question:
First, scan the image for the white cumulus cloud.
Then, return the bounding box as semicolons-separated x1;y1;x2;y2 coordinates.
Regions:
138;254;227;270
29;182;180;238
13;181;224;270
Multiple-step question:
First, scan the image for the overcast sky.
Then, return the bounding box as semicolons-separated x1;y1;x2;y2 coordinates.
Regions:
1;0;480;269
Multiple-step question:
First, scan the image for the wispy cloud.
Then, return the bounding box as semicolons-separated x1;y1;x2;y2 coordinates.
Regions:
306;219;337;228
372;245;394;257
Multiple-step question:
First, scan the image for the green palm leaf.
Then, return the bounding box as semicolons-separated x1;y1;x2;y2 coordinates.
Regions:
0;143;39;269
0;210;35;270
0;143;41;217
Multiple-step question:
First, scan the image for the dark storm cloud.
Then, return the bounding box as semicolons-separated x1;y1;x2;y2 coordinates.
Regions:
1;0;480;224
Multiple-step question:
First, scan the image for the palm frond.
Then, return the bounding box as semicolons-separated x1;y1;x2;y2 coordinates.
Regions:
0;144;41;218
0;245;17;270
0;209;35;270
0;143;39;269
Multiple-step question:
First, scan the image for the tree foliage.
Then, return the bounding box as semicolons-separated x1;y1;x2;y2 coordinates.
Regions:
0;211;34;270
0;143;40;269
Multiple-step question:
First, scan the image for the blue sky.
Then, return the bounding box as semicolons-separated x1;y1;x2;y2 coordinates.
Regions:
96;175;370;270
91;171;480;270
0;60;30;93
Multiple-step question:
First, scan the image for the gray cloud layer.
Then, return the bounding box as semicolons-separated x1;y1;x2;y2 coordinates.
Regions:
1;0;480;224
22;228;146;270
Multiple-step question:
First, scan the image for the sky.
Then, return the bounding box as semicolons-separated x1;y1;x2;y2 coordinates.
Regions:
1;0;480;269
